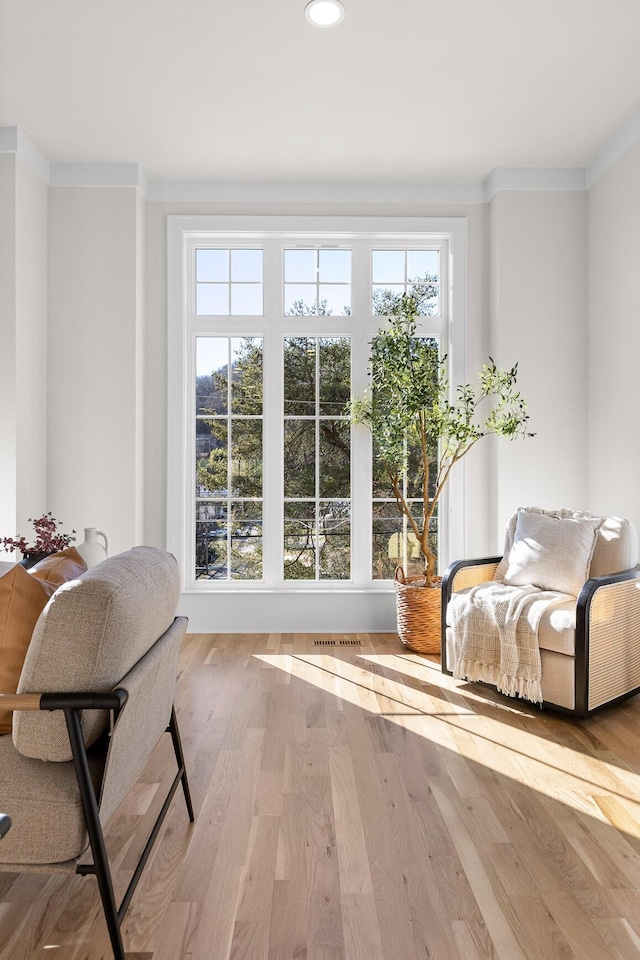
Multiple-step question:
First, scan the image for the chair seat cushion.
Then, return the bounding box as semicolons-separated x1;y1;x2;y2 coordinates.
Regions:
0;734;105;865
447;587;577;656
536;598;576;656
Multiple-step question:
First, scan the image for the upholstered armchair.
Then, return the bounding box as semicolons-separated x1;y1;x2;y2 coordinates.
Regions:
441;508;640;717
0;546;193;960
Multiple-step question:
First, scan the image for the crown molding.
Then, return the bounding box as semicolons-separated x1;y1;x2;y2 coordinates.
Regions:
0;126;50;182
145;178;486;204
484;167;586;201
587;107;640;188
49;162;146;193
5;108;640;200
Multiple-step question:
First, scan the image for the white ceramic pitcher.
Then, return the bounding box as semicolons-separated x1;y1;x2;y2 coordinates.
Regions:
76;527;109;568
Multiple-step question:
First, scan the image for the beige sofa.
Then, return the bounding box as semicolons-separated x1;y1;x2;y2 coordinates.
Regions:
442;508;640;716
0;546;192;960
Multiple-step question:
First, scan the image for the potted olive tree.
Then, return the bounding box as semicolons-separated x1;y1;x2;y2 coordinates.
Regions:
352;294;534;653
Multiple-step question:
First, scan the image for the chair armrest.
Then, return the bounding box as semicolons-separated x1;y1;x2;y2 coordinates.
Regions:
575;567;640;714
441;557;503;604
440;557;502;674
0;690;128;713
0;694;44;711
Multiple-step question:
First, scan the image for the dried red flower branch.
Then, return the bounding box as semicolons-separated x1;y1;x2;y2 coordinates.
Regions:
1;513;76;555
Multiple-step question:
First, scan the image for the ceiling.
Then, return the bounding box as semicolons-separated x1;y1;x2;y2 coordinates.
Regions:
2;0;640;184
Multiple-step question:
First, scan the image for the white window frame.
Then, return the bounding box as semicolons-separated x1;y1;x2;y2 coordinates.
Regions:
168;215;467;595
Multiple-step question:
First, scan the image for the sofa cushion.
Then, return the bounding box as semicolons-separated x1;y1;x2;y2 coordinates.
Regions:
13;546;180;762
30;546;87;586
502;509;601;597
0;566;56;735
0;733;105;865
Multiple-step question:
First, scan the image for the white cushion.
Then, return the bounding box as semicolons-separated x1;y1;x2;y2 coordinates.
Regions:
496;507;638;580
502;509;601;597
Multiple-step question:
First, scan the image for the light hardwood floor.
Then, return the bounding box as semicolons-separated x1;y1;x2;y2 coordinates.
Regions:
3;632;640;959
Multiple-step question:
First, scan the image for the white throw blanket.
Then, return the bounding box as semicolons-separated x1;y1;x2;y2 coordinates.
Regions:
449;581;572;705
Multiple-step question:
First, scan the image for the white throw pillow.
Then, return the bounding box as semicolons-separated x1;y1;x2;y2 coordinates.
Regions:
503;509;602;597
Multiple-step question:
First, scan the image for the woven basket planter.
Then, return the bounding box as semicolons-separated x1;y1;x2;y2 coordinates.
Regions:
394;566;442;655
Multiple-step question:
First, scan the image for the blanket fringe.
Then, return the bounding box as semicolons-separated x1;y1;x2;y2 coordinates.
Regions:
453;658;543;706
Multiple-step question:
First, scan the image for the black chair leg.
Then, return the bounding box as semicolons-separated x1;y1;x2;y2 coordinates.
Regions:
64;709;126;960
169;706;195;821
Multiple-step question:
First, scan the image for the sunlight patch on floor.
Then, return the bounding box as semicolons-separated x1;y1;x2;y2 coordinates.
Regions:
253;651;640;834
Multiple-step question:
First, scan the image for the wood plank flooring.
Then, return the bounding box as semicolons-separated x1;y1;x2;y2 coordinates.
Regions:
4;632;640;958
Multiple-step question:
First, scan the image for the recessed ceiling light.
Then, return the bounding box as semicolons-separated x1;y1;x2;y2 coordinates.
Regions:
305;0;345;28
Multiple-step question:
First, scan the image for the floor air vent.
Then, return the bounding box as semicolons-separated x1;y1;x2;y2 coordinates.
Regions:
312;639;362;646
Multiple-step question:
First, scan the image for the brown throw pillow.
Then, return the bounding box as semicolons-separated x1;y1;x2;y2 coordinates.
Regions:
30;546;87;587
0;565;56;734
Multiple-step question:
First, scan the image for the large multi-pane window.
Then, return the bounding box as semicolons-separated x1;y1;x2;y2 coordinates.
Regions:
169;219;462;593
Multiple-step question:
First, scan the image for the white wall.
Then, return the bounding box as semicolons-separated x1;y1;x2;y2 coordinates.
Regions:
47;186;143;556
15;159;49;534
587;142;640;533
0;154;17;540
490;190;589;541
0;153;48;545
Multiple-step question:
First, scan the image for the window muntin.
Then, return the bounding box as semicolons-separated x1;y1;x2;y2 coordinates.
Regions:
284;248;351;316
372;248;439;316
195;337;263;580
196;248;263;316
283;337;351;580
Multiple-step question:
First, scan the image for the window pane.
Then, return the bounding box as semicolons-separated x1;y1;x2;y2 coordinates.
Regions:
196;249;229;282
231;284;263;316
410;279;438;316
407;249;438;282
319;501;350;580
284;501;316;580
196;283;229;316
196;417;216;460
196;502;228;579
230;502;262;580
284;420;316;498
319;249;351;283
231;338;263;415
284;284;317;315
231;419;262;497
319;284;350;316
284;249;316;282
372;437;393;498
231;249;263;282
372;250;404;283
284;337;316;415
372;502;402;580
197;338;228;415
319;338;350;415
372;285;404;315
196;420;228;497
319;420;350;498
